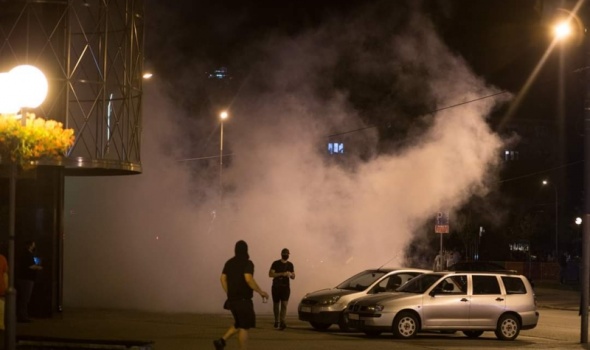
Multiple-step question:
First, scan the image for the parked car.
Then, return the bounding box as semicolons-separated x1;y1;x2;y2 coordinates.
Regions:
346;271;538;340
298;268;430;331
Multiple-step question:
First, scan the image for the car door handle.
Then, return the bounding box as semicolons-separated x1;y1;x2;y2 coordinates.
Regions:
460;298;469;302
496;297;504;301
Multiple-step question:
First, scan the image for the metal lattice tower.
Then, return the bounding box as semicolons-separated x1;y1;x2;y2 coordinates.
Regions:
0;0;144;175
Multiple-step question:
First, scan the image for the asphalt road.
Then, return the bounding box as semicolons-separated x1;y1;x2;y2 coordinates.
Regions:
10;284;588;349
12;307;590;350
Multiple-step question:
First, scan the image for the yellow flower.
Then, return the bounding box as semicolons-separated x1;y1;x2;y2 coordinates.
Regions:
0;113;75;167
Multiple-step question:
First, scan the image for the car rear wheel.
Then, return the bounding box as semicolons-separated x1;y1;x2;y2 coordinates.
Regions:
495;314;520;340
392;311;419;339
309;321;331;331
463;330;484;338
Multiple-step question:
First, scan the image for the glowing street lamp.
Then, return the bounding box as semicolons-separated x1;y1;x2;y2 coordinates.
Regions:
10;65;48;109
0;64;48;350
219;111;228;203
554;21;572;40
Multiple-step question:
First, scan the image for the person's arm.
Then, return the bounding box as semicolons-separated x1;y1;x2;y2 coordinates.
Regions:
220;273;228;294
245;273;269;299
268;269;290;278
289;263;295;279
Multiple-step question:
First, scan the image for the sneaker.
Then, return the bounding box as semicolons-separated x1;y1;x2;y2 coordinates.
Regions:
274;321;279;329
213;338;225;350
279;322;286;330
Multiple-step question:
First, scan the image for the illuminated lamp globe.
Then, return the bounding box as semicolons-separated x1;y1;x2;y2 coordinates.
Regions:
9;65;48;108
554;21;572;39
0;73;19;114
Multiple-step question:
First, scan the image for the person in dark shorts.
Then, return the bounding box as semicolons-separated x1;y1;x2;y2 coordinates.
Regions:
268;248;295;330
214;240;268;350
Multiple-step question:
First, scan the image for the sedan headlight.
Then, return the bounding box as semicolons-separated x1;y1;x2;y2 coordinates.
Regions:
318;295;341;306
366;304;384;313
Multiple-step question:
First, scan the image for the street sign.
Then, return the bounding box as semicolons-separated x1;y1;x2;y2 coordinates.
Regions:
435;212;449;233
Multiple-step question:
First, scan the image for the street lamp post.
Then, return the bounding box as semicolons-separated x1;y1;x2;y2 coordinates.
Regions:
542;180;559;257
219;111;228;204
583;26;590;343
551;6;590;343
0;65;48;350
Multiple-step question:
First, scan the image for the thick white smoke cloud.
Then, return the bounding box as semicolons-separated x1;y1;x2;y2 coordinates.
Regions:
62;8;507;313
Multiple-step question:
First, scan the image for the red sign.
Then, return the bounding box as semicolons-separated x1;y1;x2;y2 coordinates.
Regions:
435;212;449;233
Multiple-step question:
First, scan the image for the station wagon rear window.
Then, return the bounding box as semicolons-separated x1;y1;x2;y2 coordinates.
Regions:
501;276;527;294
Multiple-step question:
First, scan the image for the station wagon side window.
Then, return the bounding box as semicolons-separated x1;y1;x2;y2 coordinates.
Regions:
433;275;467;295
472;275;501;295
501;276;527;294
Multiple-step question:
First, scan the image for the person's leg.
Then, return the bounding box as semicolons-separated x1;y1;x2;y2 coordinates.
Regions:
222;325;238;340
280;300;288;324
271;285;280;327
214;301;241;349
237;328;249;349
214;325;237;349
16;280;33;321
279;287;291;329
273;302;280;326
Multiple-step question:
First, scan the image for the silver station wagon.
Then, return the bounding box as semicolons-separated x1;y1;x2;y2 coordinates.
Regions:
298;268;429;331
346;271;539;340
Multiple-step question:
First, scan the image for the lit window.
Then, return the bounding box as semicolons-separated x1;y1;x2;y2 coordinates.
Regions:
504;150;519;161
328;142;344;154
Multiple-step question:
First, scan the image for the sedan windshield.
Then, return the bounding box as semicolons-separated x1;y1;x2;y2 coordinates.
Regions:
397;273;443;293
336;270;387;291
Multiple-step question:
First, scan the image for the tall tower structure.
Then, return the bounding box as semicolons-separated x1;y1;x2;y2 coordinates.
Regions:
0;0;145;316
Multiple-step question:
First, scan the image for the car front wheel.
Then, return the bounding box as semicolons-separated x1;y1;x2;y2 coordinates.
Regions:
463;330;484;338
495;314;520;341
392;311;419;339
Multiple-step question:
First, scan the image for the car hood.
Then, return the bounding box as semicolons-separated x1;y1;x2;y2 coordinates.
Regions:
303;288;358;300
351;292;414;305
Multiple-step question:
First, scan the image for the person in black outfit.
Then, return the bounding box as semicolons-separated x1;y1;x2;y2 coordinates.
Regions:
268;248;295;330
16;240;42;323
214;240;268;350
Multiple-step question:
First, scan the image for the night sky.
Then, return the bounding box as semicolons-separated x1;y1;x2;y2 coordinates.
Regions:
146;0;585;229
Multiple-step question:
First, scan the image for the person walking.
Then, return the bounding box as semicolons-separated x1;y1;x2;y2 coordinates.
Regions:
268;248;295;330
16;240;42;323
214;240;268;350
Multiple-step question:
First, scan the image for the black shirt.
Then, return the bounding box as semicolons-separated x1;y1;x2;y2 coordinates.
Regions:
222;256;255;300
270;259;294;287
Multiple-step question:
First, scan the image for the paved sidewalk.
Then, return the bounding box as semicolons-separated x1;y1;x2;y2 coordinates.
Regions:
534;285;580;311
